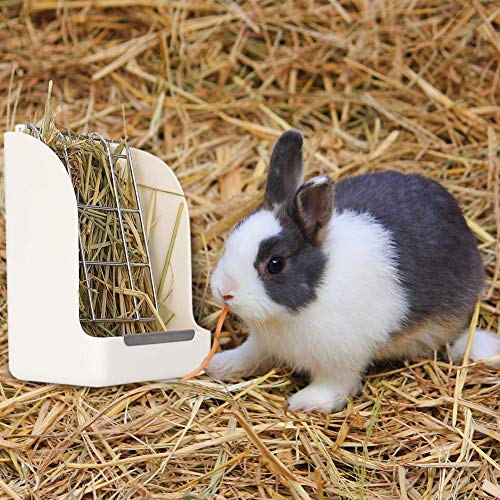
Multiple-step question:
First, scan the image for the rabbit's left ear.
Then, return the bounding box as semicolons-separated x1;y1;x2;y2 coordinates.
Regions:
294;176;335;243
265;130;304;208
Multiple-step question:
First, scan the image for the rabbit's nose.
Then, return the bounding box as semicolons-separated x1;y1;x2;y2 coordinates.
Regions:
220;277;237;302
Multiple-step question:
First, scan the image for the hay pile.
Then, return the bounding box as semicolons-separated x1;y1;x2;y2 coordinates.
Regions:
0;1;499;497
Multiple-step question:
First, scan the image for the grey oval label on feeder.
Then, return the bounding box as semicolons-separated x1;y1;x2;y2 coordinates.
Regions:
123;329;195;346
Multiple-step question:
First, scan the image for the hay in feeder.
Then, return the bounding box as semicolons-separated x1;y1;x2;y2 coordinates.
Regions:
24;119;170;337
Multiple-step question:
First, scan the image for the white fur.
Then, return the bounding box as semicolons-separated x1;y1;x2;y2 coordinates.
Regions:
206;333;275;379
304;175;330;186
208;209;410;412
210;210;288;320
450;329;500;368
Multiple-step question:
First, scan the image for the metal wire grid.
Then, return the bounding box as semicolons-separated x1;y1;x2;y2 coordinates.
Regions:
25;123;160;326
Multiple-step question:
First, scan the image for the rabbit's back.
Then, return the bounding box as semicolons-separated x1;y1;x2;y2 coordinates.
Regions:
334;171;484;330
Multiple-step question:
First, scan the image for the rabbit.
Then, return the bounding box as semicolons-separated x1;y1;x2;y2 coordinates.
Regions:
207;129;500;413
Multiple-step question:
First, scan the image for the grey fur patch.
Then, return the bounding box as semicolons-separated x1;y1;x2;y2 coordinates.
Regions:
254;226;327;311
264;130;303;208
334;171;484;333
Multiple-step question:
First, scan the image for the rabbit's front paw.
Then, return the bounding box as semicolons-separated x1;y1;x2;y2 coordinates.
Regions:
287;385;349;413
205;349;253;380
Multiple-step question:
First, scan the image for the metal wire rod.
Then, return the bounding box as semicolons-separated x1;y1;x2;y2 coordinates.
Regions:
80;317;158;323
125;143;160;313
77;205;140;214
89;133;142;321
83;261;149;267
57;132;97;321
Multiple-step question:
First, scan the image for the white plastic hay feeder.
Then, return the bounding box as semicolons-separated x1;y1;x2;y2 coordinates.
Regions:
4;127;210;387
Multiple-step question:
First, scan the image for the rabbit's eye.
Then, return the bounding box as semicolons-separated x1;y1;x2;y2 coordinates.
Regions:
266;256;285;275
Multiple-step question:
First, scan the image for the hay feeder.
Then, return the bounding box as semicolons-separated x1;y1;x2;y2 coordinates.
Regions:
4;126;210;386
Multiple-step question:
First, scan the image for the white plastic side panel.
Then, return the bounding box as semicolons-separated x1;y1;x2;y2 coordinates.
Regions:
5;132;210;387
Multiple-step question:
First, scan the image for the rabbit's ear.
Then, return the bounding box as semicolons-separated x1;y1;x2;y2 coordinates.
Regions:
294;176;335;243
265;130;303;207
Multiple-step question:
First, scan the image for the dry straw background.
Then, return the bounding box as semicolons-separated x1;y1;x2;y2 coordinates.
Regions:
0;1;499;498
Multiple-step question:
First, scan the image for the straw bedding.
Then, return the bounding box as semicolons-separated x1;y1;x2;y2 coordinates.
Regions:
0;1;499;498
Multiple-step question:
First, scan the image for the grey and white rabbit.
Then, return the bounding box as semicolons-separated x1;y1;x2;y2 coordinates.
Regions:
207;130;500;412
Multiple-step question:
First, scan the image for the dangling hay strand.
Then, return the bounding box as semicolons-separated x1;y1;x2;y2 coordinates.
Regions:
0;1;499;498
